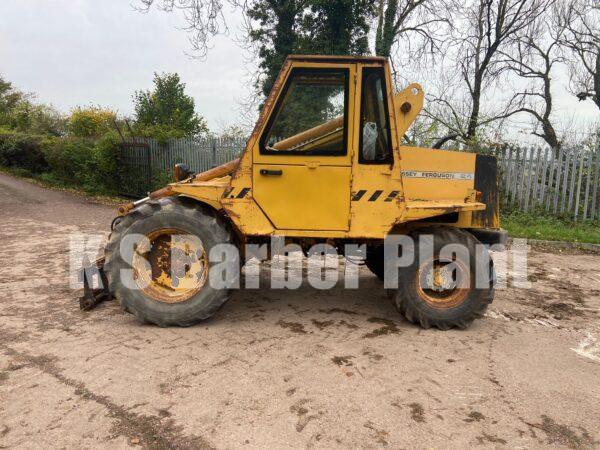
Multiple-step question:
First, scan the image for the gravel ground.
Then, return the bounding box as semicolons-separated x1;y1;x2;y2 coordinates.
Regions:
1;172;599;449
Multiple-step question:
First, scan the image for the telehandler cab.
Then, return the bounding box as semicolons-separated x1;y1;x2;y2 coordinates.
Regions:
80;55;506;330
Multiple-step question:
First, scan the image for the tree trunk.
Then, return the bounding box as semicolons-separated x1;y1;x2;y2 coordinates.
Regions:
466;72;483;141
375;0;398;57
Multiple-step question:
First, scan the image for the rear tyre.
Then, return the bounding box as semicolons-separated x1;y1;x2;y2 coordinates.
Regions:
393;226;494;330
104;198;238;327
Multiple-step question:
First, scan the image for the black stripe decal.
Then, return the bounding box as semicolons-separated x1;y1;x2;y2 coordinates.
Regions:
368;190;383;202
384;191;399;202
352;190;366;201
236;188;250;198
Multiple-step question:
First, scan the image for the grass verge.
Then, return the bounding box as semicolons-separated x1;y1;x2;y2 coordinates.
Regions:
502;210;600;244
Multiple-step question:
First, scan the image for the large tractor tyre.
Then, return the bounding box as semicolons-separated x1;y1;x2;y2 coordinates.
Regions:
104;198;238;327
365;245;385;280
392;226;494;330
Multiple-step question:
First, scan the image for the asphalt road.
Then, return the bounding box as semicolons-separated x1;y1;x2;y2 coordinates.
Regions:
0;172;599;449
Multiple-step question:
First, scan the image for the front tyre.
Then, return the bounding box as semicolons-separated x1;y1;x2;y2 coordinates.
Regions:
104;198;238;327
394;226;494;330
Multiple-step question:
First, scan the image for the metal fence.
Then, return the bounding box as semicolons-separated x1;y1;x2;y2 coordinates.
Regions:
117;136;246;197
139;136;243;172
117;136;600;221
496;145;600;221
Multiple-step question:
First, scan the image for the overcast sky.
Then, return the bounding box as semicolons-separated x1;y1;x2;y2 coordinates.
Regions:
1;0;598;138
0;0;248;130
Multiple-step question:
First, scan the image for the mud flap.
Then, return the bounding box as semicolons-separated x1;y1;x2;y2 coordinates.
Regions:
78;256;112;311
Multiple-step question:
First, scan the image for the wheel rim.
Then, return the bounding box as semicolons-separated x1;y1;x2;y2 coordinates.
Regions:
131;228;208;303
415;257;470;309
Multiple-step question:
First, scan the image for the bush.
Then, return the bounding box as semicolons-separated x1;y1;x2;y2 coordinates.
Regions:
41;136;95;183
151;169;173;191
92;131;121;191
0;130;121;195
42;134;121;194
134;124;187;144
68;106;116;138
10;102;66;136
0;131;48;172
9;167;34;178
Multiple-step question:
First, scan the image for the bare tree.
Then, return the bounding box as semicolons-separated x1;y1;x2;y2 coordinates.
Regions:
500;18;563;149
136;0;228;58
556;0;600;111
428;0;551;145
374;0;452;58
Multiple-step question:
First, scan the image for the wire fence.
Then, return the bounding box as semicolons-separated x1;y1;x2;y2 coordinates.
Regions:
117;136;600;221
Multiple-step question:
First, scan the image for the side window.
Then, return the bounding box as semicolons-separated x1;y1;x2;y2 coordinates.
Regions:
359;68;392;163
261;68;348;156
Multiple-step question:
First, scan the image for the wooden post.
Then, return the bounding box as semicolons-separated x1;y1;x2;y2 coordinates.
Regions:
559;149;570;213
505;146;514;204
567;150;578;214
517;148;527;208
553;147;564;213
591;144;600;221
531;146;543;209
544;147;556;211
519;147;533;211
511;147;521;206
538;147;550;207
582;150;591;221
573;150;585;221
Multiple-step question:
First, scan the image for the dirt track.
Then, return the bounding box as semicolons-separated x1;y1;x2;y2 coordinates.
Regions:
1;172;599;449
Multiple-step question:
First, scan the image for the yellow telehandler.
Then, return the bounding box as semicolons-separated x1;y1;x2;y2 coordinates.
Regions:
80;55;506;330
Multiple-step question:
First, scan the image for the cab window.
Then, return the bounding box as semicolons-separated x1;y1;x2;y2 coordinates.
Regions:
260;68;348;156
359;67;392;163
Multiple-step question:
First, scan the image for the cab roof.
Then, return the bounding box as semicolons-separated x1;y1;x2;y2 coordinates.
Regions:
286;54;387;64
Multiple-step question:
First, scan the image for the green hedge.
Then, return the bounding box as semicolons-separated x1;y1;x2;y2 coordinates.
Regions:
0;132;49;173
0;130;120;195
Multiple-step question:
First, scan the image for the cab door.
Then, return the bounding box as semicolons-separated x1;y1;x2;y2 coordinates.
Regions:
252;64;355;231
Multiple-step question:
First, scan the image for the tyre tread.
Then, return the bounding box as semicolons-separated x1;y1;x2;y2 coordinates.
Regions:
104;198;235;327
395;226;494;330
